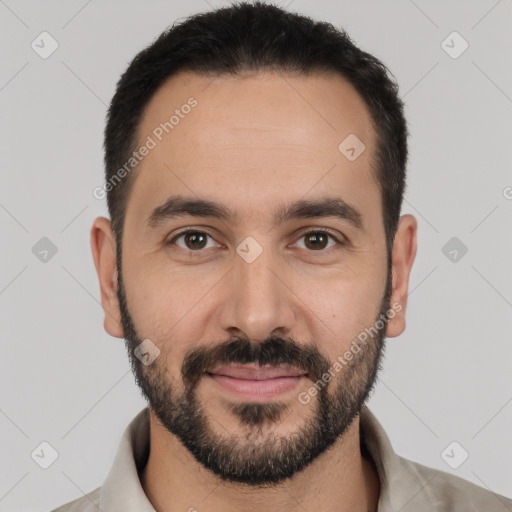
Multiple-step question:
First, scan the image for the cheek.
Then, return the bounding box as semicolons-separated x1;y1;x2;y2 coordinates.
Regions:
123;258;218;354
307;268;385;359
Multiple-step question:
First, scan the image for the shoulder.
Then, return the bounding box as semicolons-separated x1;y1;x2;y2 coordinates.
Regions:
49;487;101;512
398;455;512;511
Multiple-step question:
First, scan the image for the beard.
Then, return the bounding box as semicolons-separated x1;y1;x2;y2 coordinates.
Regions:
116;245;392;487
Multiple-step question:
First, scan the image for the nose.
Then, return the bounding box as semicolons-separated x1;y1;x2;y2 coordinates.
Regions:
217;245;296;343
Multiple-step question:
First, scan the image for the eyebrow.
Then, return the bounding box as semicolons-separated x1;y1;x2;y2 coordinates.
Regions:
146;194;363;231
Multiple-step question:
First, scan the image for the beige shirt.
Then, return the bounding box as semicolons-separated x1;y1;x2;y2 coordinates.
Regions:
52;405;512;511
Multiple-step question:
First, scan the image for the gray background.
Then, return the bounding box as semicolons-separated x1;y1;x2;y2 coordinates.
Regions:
1;0;511;510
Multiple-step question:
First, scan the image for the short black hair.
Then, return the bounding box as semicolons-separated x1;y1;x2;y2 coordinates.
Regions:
104;1;408;259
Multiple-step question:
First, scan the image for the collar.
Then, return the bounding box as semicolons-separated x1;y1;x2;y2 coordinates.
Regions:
99;407;155;511
99;405;427;512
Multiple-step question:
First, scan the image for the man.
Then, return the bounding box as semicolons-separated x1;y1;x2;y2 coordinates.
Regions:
53;2;512;511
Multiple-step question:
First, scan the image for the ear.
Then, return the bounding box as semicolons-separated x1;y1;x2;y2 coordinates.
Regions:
386;214;418;338
90;216;124;338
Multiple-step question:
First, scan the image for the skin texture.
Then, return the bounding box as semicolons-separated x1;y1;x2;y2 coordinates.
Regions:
91;70;417;512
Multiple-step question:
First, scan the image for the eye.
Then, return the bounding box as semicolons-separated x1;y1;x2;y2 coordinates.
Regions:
169;229;218;251
167;228;345;253
293;230;343;251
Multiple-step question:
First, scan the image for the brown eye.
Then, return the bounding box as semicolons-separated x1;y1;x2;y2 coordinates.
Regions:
171;230;215;251
304;232;330;250
296;231;340;251
184;232;207;249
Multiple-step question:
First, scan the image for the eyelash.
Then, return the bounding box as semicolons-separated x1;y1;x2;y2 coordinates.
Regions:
167;227;346;253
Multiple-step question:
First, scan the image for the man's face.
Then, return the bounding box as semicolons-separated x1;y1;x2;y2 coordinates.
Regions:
116;71;391;484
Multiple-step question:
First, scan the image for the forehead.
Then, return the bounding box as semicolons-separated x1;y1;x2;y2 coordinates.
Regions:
127;70;380;232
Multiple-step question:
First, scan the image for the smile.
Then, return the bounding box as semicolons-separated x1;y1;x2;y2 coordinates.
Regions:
207;365;308;401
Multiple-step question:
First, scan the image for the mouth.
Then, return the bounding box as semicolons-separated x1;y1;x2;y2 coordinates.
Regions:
206;364;308;401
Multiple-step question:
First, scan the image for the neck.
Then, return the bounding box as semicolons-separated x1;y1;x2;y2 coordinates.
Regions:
140;411;380;512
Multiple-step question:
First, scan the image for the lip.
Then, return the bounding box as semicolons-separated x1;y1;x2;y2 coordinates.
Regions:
207;365;307;401
209;365;307;380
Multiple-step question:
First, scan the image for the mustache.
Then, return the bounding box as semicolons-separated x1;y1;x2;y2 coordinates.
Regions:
182;335;331;389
